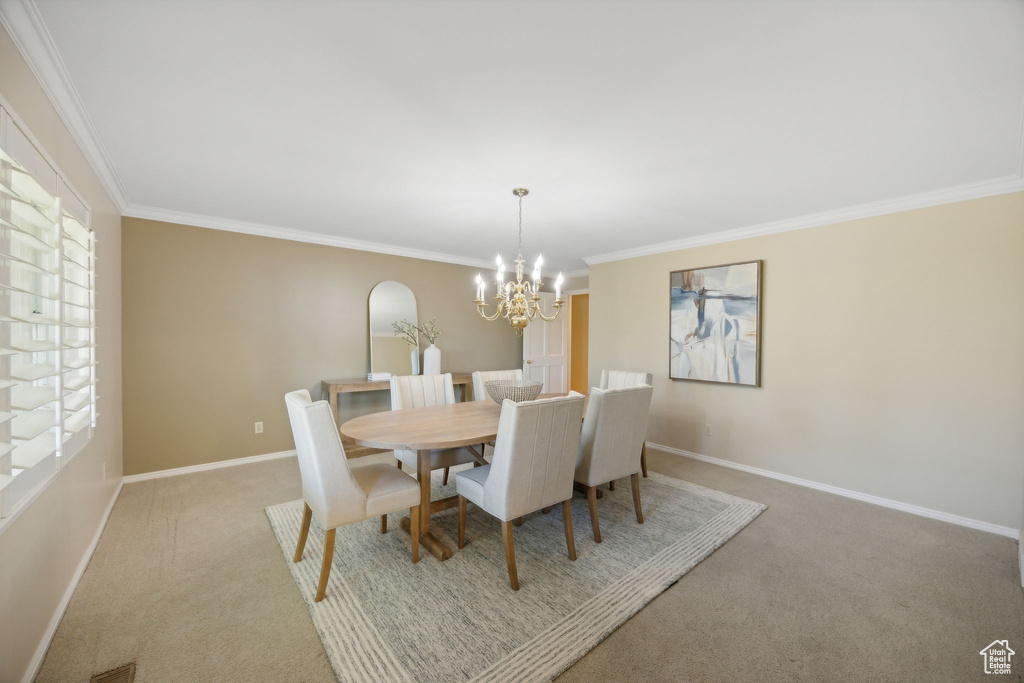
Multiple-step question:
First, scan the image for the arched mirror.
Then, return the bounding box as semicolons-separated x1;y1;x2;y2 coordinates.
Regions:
369;281;419;375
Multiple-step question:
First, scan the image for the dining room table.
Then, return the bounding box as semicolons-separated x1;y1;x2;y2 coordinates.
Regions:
339;400;501;561
338;393;585;561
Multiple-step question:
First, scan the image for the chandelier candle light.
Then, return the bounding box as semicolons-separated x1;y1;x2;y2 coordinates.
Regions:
474;188;564;335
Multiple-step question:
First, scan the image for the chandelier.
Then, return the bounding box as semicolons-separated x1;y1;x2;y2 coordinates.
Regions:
474;188;564;335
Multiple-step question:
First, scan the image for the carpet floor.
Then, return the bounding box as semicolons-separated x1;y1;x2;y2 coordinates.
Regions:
34;450;1024;682
266;469;763;681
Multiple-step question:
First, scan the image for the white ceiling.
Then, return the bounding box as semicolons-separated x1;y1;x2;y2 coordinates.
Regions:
9;0;1024;273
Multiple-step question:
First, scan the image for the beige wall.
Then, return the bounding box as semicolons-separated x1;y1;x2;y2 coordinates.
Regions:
0;26;123;683
563;274;589;292
590;192;1024;530
121;218;522;475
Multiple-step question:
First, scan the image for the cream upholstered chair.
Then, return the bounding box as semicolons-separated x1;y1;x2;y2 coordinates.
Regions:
390;373;480;484
455;392;586;590
574;384;653;543
471;369;525;459
599;369;655;479
599;369;654;390
285;390;421;602
471;369;524;402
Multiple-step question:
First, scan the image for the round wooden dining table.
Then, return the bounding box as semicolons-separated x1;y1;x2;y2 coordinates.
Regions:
339;401;501;561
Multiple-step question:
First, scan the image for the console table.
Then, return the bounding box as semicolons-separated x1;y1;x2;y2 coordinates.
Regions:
322;372;474;457
321;372;474;418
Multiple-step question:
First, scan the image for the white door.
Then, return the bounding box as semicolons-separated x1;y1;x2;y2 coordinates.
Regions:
523;292;567;393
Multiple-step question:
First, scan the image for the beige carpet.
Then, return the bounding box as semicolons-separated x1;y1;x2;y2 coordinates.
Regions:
35;451;1024;682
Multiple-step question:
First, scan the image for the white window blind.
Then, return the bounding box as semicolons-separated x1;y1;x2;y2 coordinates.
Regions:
0;104;97;519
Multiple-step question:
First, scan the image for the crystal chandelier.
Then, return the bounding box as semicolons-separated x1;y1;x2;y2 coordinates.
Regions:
474;188;564;335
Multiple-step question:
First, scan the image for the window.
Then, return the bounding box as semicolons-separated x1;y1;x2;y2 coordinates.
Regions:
0;104;97;519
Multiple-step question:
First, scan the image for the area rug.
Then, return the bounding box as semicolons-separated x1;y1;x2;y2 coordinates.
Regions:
265;469;765;682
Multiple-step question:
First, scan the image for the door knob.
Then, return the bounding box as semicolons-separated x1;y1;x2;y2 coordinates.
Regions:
526;360;533;364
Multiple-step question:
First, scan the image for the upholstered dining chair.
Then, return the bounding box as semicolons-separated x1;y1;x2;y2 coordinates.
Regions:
455;392;586;590
471;369;525;459
390;373;480;484
574;384;653;543
599;369;655;479
471;368;524;402
285;390;421;602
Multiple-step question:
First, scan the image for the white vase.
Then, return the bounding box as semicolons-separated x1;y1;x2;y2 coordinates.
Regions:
423;344;441;375
410;348;420;375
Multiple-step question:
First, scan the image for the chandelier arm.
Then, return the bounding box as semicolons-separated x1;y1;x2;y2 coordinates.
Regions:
476;301;504;322
534;301;564;322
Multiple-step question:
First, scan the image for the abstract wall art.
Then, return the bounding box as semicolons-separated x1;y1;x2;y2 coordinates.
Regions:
669;260;761;386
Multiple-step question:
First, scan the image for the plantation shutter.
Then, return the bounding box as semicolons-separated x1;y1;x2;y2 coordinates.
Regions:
60;181;96;456
0;106;96;518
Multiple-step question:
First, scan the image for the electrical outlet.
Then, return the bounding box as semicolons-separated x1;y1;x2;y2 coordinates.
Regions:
255;421;263;434
704;423;712;436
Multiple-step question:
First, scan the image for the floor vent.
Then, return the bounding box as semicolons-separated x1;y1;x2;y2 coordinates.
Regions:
90;663;136;683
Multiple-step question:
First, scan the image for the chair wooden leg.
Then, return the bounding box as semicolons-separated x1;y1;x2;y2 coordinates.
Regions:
380;514;387;534
631;472;644;524
574;481;603;499
586;486;602;543
501;520;519;591
608;480;616;491
293;502;312;562
514;516;523;526
315;528;336;602
410;505;420;563
640;443;648;478
561;499;577;561
457;495;467;548
541;506;552;514
443;467;450;485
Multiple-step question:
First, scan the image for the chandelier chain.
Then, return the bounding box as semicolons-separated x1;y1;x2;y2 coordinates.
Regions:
517;194;523;256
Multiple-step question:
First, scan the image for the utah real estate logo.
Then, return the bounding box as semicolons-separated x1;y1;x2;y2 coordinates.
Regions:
980;640;1015;675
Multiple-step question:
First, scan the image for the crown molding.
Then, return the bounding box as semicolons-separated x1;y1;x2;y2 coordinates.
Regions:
583;174;1024;265
0;0;129;211
561;268;590;279
124;203;593;274
123;203;505;270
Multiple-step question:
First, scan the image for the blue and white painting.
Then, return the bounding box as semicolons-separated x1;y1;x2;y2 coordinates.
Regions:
669;261;761;386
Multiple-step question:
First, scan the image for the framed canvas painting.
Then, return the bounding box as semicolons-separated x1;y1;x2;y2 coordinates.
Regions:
669;260;761;386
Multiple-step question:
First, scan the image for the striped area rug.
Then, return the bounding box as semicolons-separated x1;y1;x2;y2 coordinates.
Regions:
266;471;764;682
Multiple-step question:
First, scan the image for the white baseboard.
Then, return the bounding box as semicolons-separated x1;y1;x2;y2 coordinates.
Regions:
1019;546;1024;588
122;449;297;484
648;442;1020;540
22;477;123;683
23;449;298;681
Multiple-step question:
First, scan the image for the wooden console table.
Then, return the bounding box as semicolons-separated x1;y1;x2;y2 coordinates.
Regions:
321;372;474;457
321;372;473;416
